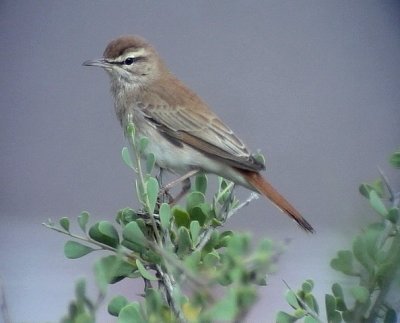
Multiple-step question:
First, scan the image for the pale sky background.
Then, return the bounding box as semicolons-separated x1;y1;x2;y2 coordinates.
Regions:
1;1;399;322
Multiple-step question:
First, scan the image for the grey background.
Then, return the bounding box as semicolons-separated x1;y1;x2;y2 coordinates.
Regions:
1;1;399;322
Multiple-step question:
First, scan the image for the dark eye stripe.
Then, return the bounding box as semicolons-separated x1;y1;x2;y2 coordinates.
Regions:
109;56;146;65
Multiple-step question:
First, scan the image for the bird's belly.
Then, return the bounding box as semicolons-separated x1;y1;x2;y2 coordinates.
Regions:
131;118;251;188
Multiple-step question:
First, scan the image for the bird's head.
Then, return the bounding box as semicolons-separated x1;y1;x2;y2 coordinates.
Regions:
83;35;164;88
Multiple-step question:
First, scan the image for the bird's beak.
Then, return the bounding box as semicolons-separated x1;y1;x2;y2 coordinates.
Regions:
82;58;110;68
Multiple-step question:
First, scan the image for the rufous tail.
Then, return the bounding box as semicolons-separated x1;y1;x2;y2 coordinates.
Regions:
241;171;314;233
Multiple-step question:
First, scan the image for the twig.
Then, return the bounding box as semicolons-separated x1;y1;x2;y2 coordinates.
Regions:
149;241;210;290
42;222;139;264
283;280;324;323
156;265;186;323
42;223;115;252
227;192;259;219
126;125;162;246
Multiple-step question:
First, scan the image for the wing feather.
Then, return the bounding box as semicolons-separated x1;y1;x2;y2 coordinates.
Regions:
136;80;265;171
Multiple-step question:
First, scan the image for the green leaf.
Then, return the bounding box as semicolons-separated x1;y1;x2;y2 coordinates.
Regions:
389;150;400;169
121;147;134;169
359;184;371;199
387;208;399;224
304;317;320;323
186;191;205;210
216;230;234;248
302;280;314;293
146;152;155;174
139;137;149;153
285;290;300;309
75;279;88;303
172;206;190;228
331;283;347;311
203;251;220;267
184;251;201;271
122;221;147;246
189;205;208;226
89;221;120;248
207;289;237;320
94;255;136;292
325;293;336;312
116;208;138;225
108;296;129;316
177;227;191;258
59;217;70;232
369;190;387;216
202;229;219;253
352;235;372;272
331;283;344;298
350;286;369;303
118;303;143;323
364;223;384;260
78;211;89;232
226;233;250;257
275;311;297;323
194;174;207;194
293;308;306;318
376;262;394;288
126;123;136;139
190;221;201;244
136;259;158;281
325;294;342;323
74;313;94;323
64;241;94;259
144;288;164;313
146;177;159;214
159;203;171;230
304;293;319;314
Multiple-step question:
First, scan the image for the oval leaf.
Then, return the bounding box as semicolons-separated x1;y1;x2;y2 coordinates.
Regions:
136;259;158;281
78;211;89;232
177;227;192;257
146;177;159;214
190;221;201;244
125;123;136;139
389;151;400;169
285;290;300;309
64;240;94;259
194;174;207;194
172;206;190;228
159;203;171;230
369;190;387;216
59;217;70;232
350;286;369;303
146;153;155;174
186;191;205;210
89;221;120;248
108;295;129;317
122;221;147;246
276;311;297;323
139;137;149;153
118;303;143;323
122;147;134;169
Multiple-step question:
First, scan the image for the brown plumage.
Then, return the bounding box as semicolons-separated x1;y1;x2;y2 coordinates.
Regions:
83;35;314;233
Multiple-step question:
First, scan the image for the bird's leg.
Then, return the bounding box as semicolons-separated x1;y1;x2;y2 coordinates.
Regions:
160;169;200;204
156;167;164;186
156;168;174;204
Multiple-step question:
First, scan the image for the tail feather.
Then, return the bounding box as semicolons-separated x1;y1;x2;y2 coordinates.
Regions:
241;171;314;233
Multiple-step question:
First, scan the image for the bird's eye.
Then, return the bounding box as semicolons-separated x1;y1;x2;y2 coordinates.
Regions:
124;57;135;65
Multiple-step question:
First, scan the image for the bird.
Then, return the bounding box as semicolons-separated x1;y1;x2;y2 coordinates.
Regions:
83;35;314;233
